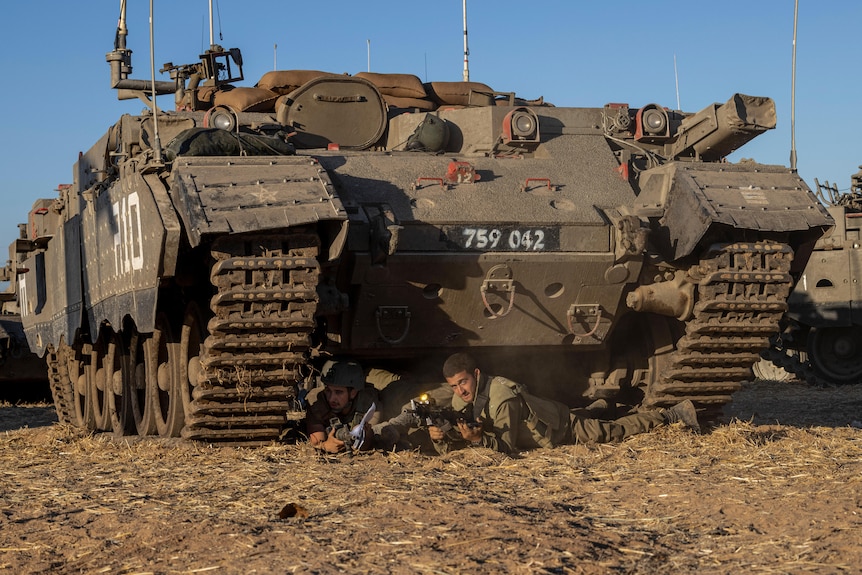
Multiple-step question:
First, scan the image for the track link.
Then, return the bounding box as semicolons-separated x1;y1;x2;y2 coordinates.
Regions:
648;241;794;408
182;229;320;443
45;345;76;425
761;338;842;387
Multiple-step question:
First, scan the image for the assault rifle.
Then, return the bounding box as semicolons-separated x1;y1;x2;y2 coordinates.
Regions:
408;395;480;433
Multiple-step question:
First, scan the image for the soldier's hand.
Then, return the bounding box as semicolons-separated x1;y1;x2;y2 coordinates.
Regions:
357;422;375;451
428;425;445;442
322;433;346;453
457;420;483;443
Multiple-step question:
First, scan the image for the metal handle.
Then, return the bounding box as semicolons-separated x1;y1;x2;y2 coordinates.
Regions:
521;177;552;192
375;307;411;344
567;305;603;339
412;177;445;190
480;264;516;319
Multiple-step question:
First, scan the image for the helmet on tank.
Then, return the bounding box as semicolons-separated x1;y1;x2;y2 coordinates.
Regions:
320;361;365;390
405;113;449;152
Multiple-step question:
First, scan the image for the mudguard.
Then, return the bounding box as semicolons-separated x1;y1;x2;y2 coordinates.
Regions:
636;161;832;261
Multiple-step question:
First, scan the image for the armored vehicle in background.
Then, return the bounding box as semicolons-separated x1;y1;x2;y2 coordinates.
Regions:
6;4;831;443
758;167;862;385
0;313;48;388
0;260;48;387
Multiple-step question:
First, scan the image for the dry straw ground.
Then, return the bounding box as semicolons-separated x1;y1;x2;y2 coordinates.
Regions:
1;378;861;575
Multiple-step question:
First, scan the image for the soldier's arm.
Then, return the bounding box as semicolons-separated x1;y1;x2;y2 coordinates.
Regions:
306;408;328;447
307;424;327;447
429;424;474;454
374;404;419;435
307;423;346;452
307;422;343;452
429;425;450;454
306;402;345;452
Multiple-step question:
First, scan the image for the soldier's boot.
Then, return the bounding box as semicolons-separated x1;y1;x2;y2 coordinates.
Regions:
585;398;609;411
661;400;700;433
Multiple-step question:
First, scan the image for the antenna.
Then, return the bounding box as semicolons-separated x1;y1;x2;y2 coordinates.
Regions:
673;54;681;110
790;0;798;171
208;0;214;48
462;0;470;81
274;43;277;70
148;0;163;163
367;39;371;72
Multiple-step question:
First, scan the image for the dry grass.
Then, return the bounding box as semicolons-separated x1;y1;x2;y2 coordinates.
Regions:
1;382;862;574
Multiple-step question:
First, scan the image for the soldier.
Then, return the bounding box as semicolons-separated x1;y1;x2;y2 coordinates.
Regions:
429;352;700;454
306;360;381;453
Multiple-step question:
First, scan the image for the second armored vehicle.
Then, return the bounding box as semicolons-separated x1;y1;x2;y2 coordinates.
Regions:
0;262;48;388
758;167;862;385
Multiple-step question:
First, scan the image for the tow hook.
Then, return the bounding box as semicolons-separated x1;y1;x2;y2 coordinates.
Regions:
480;264;515;319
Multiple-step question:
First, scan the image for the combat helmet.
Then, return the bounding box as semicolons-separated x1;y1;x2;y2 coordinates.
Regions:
320;360;365;390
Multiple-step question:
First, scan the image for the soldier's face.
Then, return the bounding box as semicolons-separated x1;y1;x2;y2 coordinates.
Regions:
446;369;479;403
324;385;357;413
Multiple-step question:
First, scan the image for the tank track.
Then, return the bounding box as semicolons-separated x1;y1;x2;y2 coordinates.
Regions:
45;345;75;425
761;342;823;385
182;229;320;444
647;241;794;410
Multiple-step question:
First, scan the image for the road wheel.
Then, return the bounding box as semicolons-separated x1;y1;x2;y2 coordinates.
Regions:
71;341;96;431
107;328;135;435
129;324;157;436
809;326;862;384
147;312;184;437
180;301;208;419
91;330;112;431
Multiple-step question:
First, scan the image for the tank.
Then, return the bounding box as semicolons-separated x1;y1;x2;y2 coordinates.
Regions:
6;5;832;443
757;167;862;385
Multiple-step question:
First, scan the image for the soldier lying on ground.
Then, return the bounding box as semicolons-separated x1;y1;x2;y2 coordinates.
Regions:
305;360;381;453
414;352;700;455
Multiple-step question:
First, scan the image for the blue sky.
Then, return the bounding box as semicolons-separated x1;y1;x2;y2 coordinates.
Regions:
0;1;858;262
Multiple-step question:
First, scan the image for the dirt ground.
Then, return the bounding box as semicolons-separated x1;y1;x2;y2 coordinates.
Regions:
1;378;861;575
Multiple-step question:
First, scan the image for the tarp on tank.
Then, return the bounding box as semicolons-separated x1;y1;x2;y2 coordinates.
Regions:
164;128;295;161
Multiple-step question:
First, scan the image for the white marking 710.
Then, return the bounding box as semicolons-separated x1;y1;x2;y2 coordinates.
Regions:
112;191;144;275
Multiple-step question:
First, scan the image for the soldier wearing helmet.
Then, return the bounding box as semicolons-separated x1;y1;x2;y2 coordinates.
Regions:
306;360;381;453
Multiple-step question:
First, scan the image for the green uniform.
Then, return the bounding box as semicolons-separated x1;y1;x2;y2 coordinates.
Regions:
433;373;665;454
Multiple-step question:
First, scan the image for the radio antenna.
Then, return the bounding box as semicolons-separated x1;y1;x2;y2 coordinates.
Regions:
148;0;163;163
462;0;470;81
790;0;799;171
674;54;681;110
208;0;214;47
